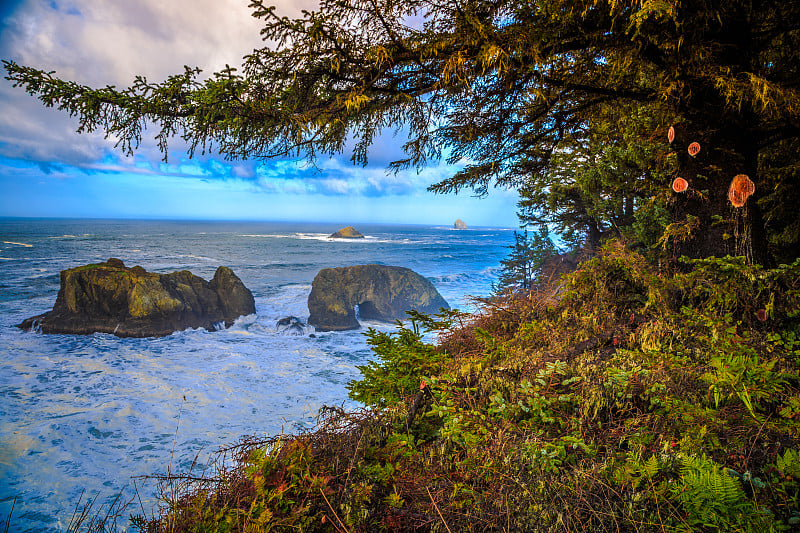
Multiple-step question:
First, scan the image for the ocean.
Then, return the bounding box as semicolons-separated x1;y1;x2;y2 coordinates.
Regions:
0;218;514;531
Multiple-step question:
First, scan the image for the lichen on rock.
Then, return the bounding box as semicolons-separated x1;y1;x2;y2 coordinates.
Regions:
17;258;255;338
307;264;449;331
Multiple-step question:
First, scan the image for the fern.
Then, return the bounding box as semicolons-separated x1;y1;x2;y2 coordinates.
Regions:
642;454;660;479
776;448;800;477
672;454;769;530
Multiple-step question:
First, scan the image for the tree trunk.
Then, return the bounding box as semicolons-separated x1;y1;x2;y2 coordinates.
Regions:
668;123;771;266
585;221;602;253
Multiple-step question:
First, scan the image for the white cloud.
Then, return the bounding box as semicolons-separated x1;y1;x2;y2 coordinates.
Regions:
0;0;318;168
3;0;317;84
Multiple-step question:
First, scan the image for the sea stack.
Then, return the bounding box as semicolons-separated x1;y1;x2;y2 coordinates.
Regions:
454;219;468;229
329;226;365;239
307;264;449;331
17;258;255;338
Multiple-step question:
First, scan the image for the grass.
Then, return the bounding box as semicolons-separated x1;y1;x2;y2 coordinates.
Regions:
109;244;800;530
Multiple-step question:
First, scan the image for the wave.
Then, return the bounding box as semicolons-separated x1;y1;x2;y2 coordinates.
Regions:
48;234;96;240
240;233;295;239
240;232;426;245
430;272;472;283
2;241;33;247
430;266;500;284
177;254;219;262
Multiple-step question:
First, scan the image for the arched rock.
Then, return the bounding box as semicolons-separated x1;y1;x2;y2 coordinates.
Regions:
307;265;449;331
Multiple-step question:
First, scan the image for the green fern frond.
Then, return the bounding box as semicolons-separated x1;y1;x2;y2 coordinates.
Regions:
643;454;660;479
673;454;754;528
777;448;800;477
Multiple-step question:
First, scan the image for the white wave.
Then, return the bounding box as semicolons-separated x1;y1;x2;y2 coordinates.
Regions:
240;233;294;238
296;232;341;241
233;313;258;327
182;254;218;262
431;272;471;283
47;234;95;239
258;285;313;321
2;241;33;247
480;265;502;275
242;232;423;245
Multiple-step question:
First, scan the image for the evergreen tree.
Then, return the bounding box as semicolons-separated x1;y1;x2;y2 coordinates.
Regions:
516;102;667;252
496;226;558;292
5;0;800;262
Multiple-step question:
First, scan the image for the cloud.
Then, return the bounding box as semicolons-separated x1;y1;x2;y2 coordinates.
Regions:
0;0;441;195
2;0;318;84
0;0;318;171
245;156;453;197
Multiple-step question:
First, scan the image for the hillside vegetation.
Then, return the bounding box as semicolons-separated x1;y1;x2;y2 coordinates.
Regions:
139;244;800;532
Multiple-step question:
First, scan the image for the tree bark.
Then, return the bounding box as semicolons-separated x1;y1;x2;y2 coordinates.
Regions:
668;122;771;266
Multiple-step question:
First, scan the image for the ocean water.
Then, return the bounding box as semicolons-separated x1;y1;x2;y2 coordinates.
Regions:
0;218;514;531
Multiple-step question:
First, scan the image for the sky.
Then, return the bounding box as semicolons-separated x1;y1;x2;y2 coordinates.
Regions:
0;0;519;227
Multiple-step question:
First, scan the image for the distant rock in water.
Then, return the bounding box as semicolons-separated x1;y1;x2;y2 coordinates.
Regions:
454;219;468;229
307;265;449;331
329;226;365;239
17;258;256;338
276;316;312;336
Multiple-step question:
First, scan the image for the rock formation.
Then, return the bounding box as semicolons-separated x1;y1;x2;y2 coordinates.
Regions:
307;265;449;331
17;258;255;338
276;316;311;336
454;219;468;229
329;226;365;239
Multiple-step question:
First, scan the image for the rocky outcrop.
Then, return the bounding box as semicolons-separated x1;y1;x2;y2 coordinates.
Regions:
17;258;255;338
307;265;449;331
276;316;311;336
454;219;468;229
329;226;364;239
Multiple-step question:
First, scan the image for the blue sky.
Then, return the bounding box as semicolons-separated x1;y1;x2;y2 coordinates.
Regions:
0;0;518;227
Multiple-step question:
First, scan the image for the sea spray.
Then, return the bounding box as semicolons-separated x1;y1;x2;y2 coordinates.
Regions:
0;219;514;531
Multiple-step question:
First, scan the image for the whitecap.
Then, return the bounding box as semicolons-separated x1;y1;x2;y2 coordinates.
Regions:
240;233;293;238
